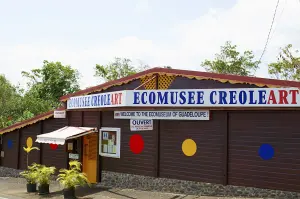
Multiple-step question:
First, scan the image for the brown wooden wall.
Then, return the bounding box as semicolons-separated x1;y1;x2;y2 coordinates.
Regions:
159;111;227;184
228;111;300;192
68;111;83;126
41;118;68;169
101;111;157;176
1;130;19;169
19;122;41;170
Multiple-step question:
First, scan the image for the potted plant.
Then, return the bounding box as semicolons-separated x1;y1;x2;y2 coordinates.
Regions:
19;163;39;192
57;160;90;199
36;164;56;195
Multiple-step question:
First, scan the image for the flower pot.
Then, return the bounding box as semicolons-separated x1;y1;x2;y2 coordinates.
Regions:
26;183;37;192
38;184;49;195
63;187;75;199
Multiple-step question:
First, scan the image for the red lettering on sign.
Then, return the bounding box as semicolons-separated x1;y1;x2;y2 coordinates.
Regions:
278;90;288;104
118;93;123;104
267;90;277;104
289;90;299;104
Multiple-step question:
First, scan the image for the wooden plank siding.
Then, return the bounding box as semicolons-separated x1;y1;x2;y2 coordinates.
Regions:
41;117;68;169
159;111;227;184
1;130;19;169
19;122;41;170
168;76;262;89
101;111;157;177
228;111;300;192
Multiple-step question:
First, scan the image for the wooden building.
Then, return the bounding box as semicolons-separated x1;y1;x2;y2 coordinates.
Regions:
1;67;300;193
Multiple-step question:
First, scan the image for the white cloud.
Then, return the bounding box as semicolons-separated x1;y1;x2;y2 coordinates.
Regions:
174;0;300;76
1;0;300;91
134;0;151;14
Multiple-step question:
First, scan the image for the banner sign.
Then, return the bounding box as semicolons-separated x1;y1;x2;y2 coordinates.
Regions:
54;110;66;118
67;91;126;109
126;88;300;107
67;88;300;109
130;119;153;131
114;110;210;120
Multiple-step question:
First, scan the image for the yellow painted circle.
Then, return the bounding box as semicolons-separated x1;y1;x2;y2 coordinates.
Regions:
182;139;197;156
26;137;33;148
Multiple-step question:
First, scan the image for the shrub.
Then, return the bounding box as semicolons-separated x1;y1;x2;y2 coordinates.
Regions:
36;164;56;185
20;163;40;184
57;160;90;189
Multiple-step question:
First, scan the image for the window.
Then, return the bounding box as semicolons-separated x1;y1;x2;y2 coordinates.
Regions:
99;127;121;158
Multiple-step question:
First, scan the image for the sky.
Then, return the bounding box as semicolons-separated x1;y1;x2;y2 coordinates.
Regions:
1;0;300;89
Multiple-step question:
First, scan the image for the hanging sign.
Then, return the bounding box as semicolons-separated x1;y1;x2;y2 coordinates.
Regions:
54;110;66;118
114;110;209;120
67;90;126;109
130;119;153;131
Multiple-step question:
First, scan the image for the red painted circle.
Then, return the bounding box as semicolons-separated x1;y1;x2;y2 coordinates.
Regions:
129;134;144;154
50;144;58;150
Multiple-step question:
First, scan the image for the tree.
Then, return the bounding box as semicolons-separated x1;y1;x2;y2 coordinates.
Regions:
22;60;81;106
201;41;260;76
95;57;149;81
268;44;300;80
0;75;35;128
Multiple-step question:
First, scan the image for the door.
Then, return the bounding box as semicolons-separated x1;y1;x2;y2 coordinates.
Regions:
82;133;98;183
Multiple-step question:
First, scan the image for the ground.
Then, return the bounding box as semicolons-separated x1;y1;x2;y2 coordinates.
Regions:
0;177;266;199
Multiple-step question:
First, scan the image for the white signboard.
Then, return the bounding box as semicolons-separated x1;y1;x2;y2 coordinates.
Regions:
67;90;127;109
130;119;153;131
69;153;79;160
126;88;300;107
114;110;210;120
54;110;66;118
66;88;300;109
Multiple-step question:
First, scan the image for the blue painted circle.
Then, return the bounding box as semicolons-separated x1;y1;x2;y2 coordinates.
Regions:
7;140;13;149
259;144;274;160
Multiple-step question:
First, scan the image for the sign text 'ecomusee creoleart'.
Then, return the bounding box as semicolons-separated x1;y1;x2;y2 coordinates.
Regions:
67;88;300;109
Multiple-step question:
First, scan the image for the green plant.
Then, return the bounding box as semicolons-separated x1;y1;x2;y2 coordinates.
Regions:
57;160;90;189
36;164;56;185
20;163;40;184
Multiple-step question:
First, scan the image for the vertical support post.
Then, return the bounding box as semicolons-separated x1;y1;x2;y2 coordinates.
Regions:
223;111;229;185
155;73;161;177
17;129;21;169
66;111;71;169
0;135;2;166
39;121;43;164
97;111;102;183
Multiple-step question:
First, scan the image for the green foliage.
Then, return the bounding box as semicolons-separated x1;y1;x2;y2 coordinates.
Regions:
57;160;90;189
95;57;149;81
22;60;81;104
20;163;40;184
201;41;260;76
35;164;56;185
268;44;300;80
0;75;32;128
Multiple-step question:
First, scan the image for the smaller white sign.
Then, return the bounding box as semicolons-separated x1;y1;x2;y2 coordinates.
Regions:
114;110;210;120
130;119;153;131
54;110;66;118
69;153;79;160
